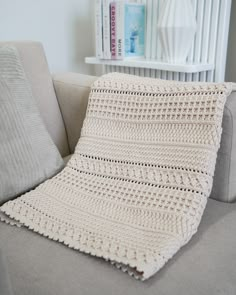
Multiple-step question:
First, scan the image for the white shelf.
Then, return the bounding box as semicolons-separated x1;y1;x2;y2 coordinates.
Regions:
85;57;214;74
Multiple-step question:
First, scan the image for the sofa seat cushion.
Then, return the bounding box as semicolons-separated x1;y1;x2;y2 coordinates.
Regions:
63;154;72;165
0;250;13;295
0;198;235;295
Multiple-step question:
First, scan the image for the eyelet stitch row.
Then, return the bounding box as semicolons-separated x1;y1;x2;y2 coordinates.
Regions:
1;72;232;281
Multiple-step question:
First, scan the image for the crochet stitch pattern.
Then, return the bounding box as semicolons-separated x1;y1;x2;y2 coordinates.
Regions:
0;73;233;280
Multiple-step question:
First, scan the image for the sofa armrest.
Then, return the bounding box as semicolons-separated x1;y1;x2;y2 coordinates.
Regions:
52;72;97;153
211;90;236;203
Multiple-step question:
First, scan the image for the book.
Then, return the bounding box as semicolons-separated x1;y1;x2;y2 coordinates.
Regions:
124;3;145;58
103;0;112;59
95;1;146;60
110;2;117;59
95;0;104;59
116;1;125;59
114;1;145;60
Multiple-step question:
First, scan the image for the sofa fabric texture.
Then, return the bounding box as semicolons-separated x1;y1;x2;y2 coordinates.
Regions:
211;91;236;202
0;46;64;204
53;72;97;153
0;250;13;295
0;73;233;280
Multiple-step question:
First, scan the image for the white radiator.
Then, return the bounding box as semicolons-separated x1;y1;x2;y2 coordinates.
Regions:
104;0;232;82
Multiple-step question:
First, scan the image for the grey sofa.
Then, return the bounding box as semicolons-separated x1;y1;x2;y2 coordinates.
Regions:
0;41;236;295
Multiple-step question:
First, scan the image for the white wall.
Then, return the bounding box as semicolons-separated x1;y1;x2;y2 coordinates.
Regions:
0;0;95;75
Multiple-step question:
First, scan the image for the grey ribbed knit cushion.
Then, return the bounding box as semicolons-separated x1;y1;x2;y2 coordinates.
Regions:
0;46;64;204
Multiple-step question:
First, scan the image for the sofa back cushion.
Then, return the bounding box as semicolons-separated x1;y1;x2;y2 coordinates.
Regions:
0;41;69;157
0;46;64;204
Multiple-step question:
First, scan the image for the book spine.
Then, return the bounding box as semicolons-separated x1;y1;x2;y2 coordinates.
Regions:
116;1;125;60
124;3;146;58
103;0;112;59
95;0;103;59
110;2;116;59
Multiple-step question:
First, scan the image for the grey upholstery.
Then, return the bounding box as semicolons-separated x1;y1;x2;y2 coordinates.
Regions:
0;250;13;295
0;46;64;204
0;199;235;295
53;72;97;153
212;91;236;202
0;41;236;294
0;41;69;157
63;154;72;165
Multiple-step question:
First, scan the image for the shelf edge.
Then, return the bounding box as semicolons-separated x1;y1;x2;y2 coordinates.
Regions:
85;57;215;73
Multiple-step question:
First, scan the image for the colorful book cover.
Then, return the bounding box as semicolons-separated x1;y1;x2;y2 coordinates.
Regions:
124;3;145;58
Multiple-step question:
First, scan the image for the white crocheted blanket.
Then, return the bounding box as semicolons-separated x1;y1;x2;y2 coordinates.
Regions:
0;73;233;280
